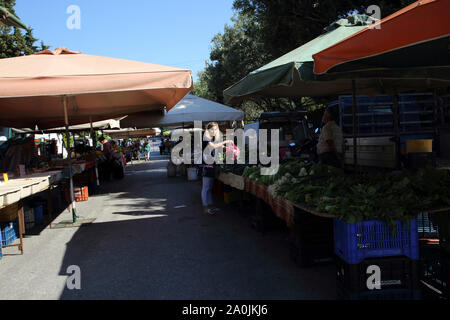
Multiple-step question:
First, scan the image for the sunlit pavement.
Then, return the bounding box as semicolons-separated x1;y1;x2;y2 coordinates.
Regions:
0;152;336;300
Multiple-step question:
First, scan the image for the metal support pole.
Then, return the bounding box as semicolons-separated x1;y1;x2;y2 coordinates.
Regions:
392;92;401;169
89;116;100;187
89;116;95;147
352;80;358;171
63;96;77;223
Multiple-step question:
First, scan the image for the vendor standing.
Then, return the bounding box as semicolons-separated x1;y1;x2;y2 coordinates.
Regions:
99;136;114;160
316;109;343;168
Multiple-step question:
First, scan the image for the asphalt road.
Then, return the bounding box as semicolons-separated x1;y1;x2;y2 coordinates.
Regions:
0;153;336;300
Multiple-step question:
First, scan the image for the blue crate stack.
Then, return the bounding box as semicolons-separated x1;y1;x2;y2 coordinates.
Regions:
0;226;2;260
33;205;44;225
0;219;19;247
418;241;450;300
334;218;419;263
334;218;421;300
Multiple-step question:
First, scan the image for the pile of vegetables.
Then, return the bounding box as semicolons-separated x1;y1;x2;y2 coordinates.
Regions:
242;160;341;186
276;166;450;228
227;157;450;229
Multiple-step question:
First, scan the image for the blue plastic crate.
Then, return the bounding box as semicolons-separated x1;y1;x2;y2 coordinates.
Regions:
1;220;19;246
0;228;3;259
334;218;419;264
33;205;44;225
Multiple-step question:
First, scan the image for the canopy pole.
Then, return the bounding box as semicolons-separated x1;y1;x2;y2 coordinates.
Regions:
63;96;77;223
392;91;401;169
89;116;100;188
89;116;96;148
352;80;358;172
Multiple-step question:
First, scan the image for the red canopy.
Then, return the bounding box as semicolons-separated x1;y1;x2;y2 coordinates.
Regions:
313;0;450;75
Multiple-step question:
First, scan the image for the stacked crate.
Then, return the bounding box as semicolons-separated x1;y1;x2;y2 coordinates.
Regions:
290;207;334;268
334;218;421;300
1;219;19;247
418;212;450;300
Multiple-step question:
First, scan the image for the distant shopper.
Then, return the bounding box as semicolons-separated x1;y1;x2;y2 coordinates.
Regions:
201;122;234;215
99;136;113;160
159;139;165;155
317;109;343;168
99;136;124;180
143;142;150;161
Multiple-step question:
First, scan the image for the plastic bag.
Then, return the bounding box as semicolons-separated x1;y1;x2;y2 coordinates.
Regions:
226;144;240;161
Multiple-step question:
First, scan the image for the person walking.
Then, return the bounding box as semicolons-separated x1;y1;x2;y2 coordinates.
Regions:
201;122;234;215
144;141;150;161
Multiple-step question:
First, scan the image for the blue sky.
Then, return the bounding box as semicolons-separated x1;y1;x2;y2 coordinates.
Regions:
14;0;235;81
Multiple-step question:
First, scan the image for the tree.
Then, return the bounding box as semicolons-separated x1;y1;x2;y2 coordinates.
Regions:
194;13;306;119
0;0;49;58
200;12;271;104
195;0;415;118
232;0;416;59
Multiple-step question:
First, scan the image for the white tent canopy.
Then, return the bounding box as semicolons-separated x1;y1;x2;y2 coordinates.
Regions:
121;94;245;129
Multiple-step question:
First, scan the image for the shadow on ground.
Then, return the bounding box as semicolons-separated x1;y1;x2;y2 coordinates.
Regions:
57;153;337;300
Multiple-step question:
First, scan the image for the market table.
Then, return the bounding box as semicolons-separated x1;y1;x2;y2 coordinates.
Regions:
0;170;65;254
218;174;318;227
216;175;335;266
218;172;245;191
0;171;63;209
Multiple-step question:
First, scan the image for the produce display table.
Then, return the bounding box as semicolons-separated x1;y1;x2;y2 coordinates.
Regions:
0;170;64;255
241;176;336;226
0;171;63;209
243;177;295;227
291;202;335;219
51;161;95;179
218;172;245;191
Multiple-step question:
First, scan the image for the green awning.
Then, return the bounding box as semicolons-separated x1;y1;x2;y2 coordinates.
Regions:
223;15;376;104
0;6;29;30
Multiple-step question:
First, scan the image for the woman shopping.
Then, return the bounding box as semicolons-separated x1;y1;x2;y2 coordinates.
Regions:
201;122;234;215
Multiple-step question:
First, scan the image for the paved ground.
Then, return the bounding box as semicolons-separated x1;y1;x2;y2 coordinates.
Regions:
0;153;336;300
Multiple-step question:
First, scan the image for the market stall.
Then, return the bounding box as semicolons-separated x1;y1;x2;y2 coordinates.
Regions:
220;1;450;300
0;47;193;227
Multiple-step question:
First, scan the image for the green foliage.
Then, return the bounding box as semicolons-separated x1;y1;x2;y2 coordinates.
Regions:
195;13;270;104
232;0;416;59
273;167;450;229
194;0;415;120
0;0;49;58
